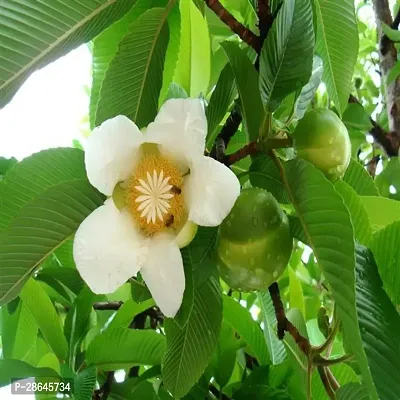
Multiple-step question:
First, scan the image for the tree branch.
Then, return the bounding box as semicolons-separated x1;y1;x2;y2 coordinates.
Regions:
93;301;123;310
317;367;336;400
205;0;261;51
93;372;114;400
268;282;312;355
372;0;400;141
349;94;399;156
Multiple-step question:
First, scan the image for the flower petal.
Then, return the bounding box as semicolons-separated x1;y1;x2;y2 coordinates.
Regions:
85;116;143;195
145;98;207;165
140;234;185;317
73;200;148;294
185;156;240;226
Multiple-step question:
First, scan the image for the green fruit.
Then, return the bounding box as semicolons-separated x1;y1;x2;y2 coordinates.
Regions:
217;188;293;291
293;109;351;180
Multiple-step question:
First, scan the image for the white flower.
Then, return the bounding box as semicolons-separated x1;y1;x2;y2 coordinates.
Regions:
73;99;240;317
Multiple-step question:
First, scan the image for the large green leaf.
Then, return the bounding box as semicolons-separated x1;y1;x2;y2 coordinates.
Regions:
342;103;373;131
1;300;38;360
257;292;286;365
360;196;400;231
294;56;324;120
249;155;290;203
371;221;400;307
0;0;137;107
337;383;369;400
334;180;373;245
86;328;166;370
162;274;222;398
343;159;379;196
173;0;210;97
355;245;400;400
205;63;237;148
20;278;69;362
74;366;97;400
95;6;171;128
259;0;314;111
220;42;263;141
64;286;96;367
283;158;376;398
375;158;400;200
223;295;270;365
0;359;59;387
314;0;359;116
0;157;17;179
0;148;104;305
89;0;151;128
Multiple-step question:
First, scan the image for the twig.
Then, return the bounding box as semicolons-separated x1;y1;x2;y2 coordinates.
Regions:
313;354;353;367
205;0;261;51
93;372;114;400
349;94;399;156
317;367;336;400
225;141;259;164
268;282;312;355
326;367;340;392
93;301;122;310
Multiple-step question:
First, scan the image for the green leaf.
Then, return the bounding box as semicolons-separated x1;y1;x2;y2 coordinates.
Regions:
89;0;151;128
371;221;400;306
1;300;38;360
259;0;314;111
375;158;400;200
337;383;369;400
20;279;69;362
223;295;270;365
86;328;166;370
0;156;17;179
37;267;84;297
334;180;373;245
64;286;96;367
173;0;210;97
387;60;400;86
164;82;188;101
220;42;264;141
355;244;400;400
210;321;240;388
159;3;181;103
314;0;359;116
0;0;137;107
283;158;376;398
360;196;400;230
382;23;400;42
249;155;290;203
0;359;59;387
257;292;286;365
205;63;237;148
343;159;379;196
288;267;305;316
107;298;155;330
342;103;373;131
162;274;222;398
294;56;324;120
0;148;104;305
74;366;97;400
95;6;171;128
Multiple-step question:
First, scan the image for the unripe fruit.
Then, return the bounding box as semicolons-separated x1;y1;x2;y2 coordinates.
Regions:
293;109;351;180
217;188;293;291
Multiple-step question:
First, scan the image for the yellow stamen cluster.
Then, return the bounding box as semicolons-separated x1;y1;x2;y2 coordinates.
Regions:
125;155;184;236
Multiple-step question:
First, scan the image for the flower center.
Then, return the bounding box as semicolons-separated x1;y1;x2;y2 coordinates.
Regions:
125;155;185;235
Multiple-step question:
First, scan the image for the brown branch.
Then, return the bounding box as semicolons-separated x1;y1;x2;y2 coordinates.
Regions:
349;94;399;156
93;301;122;310
318;367;336;400
257;0;274;41
226;141;259;164
326;367;340;392
93;372;114;400
205;0;261;51
372;0;400;140
268;282;312;355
